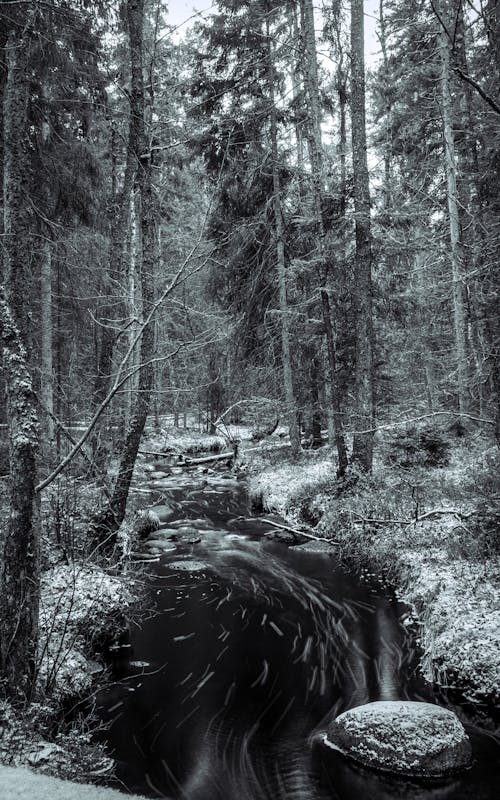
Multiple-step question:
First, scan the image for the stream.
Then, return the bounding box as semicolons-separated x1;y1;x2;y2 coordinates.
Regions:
95;457;500;800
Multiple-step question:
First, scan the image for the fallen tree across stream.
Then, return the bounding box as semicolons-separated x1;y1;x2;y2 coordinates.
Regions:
260;517;338;545
138;450;234;465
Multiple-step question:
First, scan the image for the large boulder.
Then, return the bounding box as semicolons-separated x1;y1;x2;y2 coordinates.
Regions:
324;701;472;778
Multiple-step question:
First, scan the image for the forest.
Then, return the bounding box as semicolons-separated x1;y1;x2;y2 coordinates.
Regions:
0;0;499;798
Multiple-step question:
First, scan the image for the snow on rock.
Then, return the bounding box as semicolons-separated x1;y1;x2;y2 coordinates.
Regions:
0;766;151;800
166;560;209;572
325;701;472;778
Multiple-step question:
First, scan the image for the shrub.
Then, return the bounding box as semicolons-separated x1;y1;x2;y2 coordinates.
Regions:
386;425;450;468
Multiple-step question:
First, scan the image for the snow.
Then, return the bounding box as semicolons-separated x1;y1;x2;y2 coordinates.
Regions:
247;445;500;703
38;564;133;698
325;700;472;777
0;766;151;800
248;459;332;519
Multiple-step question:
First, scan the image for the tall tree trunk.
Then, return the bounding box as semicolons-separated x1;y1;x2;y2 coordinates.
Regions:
439;24;468;415
350;0;375;471
0;28;40;703
414;238;437;412
300;0;348;469
321;290;349;474
40;238;54;452
379;0;394;210
93;86;138;465
91;0;156;547
266;16;301;457
288;4;305;207
454;5;488;416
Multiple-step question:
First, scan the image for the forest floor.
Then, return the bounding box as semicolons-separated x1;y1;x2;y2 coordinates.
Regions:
244;425;500;708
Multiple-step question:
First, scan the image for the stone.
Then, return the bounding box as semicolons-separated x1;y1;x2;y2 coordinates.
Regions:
324;701;472;778
149;503;176;522
167;560;209;572
134;510;161;536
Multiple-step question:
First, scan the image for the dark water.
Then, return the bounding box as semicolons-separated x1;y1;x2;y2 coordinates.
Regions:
96;465;500;799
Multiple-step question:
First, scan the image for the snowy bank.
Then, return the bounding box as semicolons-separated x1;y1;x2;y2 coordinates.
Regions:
38;564;133;699
247;448;500;704
1;564;134;781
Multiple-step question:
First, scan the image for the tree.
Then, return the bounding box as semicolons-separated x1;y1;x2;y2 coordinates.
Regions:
298;0;348;472
188;0;302;451
266;8;301;456
0;18;40;703
91;0;157;547
350;0;375;471
438;4;468;415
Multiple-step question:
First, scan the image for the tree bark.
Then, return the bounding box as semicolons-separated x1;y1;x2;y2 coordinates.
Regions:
299;0;348;469
266;15;301;457
40;238;54;450
439;24;468;415
350;0;375;471
91;0;156;547
0;28;40;703
0;292;40;702
321;289;349;474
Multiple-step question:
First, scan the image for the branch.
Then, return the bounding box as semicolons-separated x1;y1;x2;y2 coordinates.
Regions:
347;508;474;526
429;0;500;116
355;410;495;435
35;248;211;494
452;66;500;116
34;392;112;499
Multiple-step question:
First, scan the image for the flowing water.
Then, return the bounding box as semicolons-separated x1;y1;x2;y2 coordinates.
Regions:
95;460;499;800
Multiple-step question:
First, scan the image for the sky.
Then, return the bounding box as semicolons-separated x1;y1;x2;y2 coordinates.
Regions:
164;0;382;65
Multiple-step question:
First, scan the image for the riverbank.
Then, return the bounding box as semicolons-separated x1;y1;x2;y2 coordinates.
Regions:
246;430;500;707
0;560;134;781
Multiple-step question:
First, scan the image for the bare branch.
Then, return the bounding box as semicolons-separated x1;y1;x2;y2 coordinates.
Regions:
452;65;500;116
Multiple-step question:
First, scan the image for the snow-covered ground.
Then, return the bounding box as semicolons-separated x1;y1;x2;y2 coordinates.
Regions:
247;447;500;704
0;766;149;800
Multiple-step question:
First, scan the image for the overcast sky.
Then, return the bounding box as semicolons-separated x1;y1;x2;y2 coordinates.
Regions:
164;1;381;64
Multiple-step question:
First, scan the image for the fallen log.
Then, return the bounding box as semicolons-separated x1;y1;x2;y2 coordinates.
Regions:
139;449;175;457
260;517;338;545
181;451;234;466
138;450;234;465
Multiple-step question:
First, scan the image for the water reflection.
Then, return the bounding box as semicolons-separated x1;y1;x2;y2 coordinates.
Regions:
96;471;500;799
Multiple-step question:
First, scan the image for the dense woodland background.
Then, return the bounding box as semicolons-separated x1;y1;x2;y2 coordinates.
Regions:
0;0;498;704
